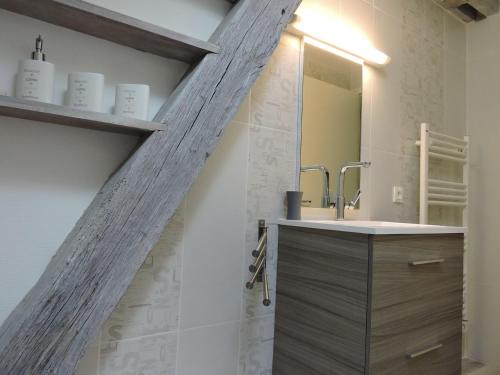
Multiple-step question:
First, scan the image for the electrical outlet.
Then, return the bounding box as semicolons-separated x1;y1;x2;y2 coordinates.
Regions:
392;186;404;204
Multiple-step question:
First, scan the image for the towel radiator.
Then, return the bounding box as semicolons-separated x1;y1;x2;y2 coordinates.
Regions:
416;122;470;354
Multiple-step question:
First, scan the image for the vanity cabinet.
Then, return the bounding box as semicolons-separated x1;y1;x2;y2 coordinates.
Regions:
273;225;464;375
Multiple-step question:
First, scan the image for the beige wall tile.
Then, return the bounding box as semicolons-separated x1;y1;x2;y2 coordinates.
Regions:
250;34;301;132
76;340;100;375
178;321;240;375
100;333;177;375
340;0;374;38
233;94;251;124
180;120;249;329
424;0;445;47
102;209;184;343
374;0;403;21
444;11;466;56
239;314;275;375
468;283;500;367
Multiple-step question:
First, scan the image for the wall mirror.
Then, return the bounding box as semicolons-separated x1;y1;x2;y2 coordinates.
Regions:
299;39;363;209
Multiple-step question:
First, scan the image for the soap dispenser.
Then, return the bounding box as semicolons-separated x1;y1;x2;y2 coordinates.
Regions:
16;35;55;103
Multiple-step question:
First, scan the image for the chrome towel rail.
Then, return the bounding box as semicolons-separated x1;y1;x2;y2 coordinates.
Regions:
246;220;271;306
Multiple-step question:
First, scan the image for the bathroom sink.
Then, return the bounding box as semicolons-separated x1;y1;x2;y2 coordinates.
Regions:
275;219;466;235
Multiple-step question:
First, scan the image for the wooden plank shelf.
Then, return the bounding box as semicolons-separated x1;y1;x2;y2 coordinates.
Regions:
0;95;166;135
0;0;220;63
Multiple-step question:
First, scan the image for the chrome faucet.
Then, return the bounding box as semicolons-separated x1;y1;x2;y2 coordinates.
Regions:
335;161;371;220
300;165;330;208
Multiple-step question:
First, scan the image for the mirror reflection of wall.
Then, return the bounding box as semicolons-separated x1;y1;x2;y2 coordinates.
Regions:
300;41;362;208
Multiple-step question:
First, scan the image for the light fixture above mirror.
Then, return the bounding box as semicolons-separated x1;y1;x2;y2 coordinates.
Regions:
289;13;390;67
303;36;364;66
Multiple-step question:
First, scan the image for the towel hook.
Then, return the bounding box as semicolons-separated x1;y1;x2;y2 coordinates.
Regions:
245;220;271;306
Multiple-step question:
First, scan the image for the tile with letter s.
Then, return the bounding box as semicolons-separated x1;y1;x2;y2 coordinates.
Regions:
250;33;300;132
100;333;177;375
246;125;296;224
101;209;184;343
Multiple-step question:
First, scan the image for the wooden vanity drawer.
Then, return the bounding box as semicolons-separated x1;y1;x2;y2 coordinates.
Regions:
369;318;462;375
371;234;463;310
370;286;462;338
368;234;463;374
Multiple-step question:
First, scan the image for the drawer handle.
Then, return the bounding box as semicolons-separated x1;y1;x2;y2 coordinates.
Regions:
409;258;445;266
406;344;443;359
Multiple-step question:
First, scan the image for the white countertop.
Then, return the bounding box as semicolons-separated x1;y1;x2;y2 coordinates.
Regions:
274;219;466;235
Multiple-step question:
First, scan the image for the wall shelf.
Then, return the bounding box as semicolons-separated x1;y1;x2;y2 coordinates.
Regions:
0;0;220;63
0;95;166;135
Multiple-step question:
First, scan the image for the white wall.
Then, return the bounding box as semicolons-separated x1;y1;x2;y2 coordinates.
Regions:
86;0;231;41
466;12;500;368
0;7;190;324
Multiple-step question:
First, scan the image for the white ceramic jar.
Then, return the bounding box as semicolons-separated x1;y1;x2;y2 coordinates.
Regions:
114;84;150;120
16;59;55;103
67;72;104;112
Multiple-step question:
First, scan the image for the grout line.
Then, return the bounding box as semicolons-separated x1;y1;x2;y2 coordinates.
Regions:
180;318;242;334
247;122;298;135
231;119;251;127
369;145;419;159
96;331;102;375
247;311;275;320
236;119;252;375
174;200;187;375
294;35;304;191
103;329;178;345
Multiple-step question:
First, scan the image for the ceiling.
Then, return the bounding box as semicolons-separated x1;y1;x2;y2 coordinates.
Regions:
434;0;499;22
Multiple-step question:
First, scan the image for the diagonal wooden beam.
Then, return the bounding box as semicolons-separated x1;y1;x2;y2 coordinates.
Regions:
0;0;302;373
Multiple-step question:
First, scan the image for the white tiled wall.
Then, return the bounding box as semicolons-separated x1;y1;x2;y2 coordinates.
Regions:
466;12;500;368
365;0;466;223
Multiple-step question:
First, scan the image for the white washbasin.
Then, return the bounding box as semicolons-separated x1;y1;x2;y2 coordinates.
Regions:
275;219;465;235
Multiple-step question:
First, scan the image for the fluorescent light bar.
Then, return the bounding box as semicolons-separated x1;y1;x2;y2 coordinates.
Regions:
291;14;390;66
304;36;364;65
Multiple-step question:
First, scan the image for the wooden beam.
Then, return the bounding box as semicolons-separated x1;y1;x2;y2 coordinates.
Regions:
0;0;301;374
